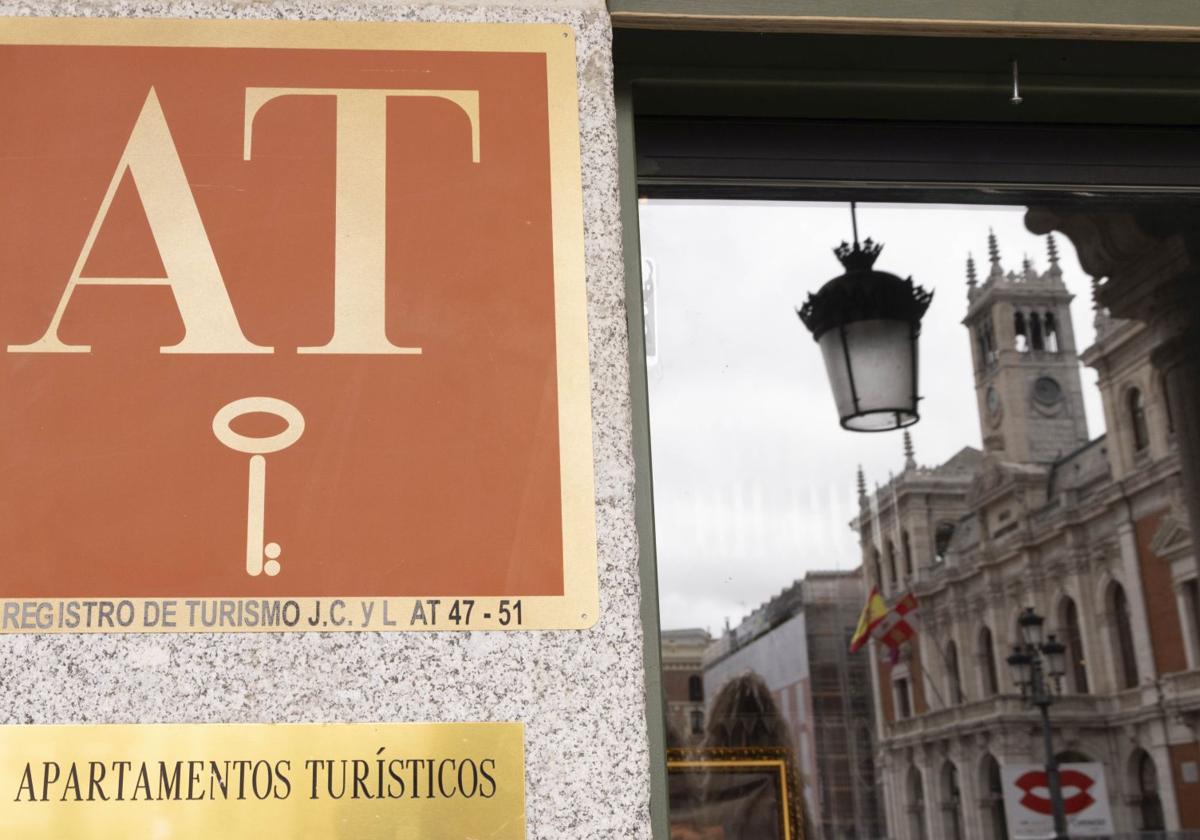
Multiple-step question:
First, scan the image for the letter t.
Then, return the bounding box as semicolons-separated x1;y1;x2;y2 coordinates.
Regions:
244;88;481;355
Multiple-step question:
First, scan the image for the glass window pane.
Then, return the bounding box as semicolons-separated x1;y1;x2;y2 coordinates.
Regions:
642;197;1197;840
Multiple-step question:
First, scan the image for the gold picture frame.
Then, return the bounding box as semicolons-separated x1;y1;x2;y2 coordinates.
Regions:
666;746;804;840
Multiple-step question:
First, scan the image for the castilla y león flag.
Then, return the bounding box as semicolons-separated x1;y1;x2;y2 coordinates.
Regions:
850;588;918;654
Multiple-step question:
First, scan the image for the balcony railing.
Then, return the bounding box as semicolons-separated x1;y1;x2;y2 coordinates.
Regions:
886;692;1109;740
885;670;1200;741
1163;668;1200;696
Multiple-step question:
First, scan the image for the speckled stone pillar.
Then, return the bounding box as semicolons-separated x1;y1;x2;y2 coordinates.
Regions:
0;4;649;838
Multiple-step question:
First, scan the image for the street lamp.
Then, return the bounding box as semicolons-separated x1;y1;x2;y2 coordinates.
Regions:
1007;607;1069;840
797;202;933;432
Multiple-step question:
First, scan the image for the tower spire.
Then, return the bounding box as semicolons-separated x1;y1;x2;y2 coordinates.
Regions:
966;254;978;291
1046;234;1062;278
857;465;867;505
903;431;916;470
987;229;1004;281
1022;253;1035;281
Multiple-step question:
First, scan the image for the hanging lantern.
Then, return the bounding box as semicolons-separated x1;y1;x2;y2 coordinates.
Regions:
797;207;933;432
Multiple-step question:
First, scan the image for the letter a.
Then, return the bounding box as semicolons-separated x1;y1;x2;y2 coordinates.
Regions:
14;763;36;802
9;88;271;354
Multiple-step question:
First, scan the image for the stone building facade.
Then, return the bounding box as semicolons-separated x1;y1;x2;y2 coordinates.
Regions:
660;627;711;746
702;572;884;840
856;232;1200;838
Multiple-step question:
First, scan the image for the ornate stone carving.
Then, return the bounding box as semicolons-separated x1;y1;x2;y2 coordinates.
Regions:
1149;504;1192;559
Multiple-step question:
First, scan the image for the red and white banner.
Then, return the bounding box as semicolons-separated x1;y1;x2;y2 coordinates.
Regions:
1001;762;1114;838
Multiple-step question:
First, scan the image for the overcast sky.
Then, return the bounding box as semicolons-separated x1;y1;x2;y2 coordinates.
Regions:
638;200;1105;636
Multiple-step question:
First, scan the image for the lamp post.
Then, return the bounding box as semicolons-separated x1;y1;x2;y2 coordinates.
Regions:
1007;607;1069;840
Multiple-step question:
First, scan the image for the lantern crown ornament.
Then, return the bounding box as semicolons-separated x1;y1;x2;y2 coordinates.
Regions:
834;236;883;270
797;204;934;432
798;239;933;339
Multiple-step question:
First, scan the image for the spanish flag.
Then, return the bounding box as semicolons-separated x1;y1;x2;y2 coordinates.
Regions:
849;586;888;652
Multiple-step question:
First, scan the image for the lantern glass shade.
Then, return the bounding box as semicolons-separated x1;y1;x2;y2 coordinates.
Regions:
797;237;932;434
817;319;919;431
1019;608;1045;647
1042;635;1067;680
1007;647;1032;691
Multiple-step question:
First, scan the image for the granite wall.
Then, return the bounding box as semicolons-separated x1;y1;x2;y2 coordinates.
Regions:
0;3;649;837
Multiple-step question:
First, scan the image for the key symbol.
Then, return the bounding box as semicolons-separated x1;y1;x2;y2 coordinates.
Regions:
212;397;305;577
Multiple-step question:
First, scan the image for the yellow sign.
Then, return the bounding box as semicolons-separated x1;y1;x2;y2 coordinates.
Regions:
0;722;524;839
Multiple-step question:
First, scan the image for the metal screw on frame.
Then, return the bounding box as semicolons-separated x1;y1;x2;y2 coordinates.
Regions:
1010;59;1023;106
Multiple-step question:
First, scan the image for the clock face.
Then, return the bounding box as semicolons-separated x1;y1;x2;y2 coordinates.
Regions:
1033;376;1064;405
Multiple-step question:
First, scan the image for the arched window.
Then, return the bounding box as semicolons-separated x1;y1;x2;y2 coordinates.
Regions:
1162;375;1175;435
981;754;1008;840
902;530;914;579
942;761;964;840
1044;312;1060;352
873;548;884;592
689;709;704;736
978;317;998;368
907;766;926;839
1185;580;1200;669
887;539;899;588
1030;311;1045;351
1135;750;1166;831
1112;583;1139;689
979;626;999;697
688;675;703;703
935;522;956;564
1014;311;1028;352
893;675;912;719
1061;598;1089;694
1129;388;1150;452
946;640;963;705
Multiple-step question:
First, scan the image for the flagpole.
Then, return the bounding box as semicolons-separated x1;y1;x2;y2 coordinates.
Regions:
886;473;963;712
905;609;951;710
889;473;906;580
869;486;884;561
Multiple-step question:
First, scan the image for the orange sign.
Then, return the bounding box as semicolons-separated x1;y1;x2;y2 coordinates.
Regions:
0;18;595;631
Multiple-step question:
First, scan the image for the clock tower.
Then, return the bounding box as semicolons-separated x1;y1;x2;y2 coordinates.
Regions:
963;232;1090;463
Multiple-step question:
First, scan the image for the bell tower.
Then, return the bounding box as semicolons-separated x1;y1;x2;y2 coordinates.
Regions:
962;232;1089;463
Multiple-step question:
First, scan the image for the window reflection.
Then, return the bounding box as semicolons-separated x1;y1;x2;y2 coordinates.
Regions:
644;199;1200;840
1135;749;1166;831
978;625;999;697
981;754;1007;840
906;766;926;838
1059;597;1089;694
945;641;962;705
1111;582;1139;690
940;761;963;840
